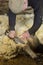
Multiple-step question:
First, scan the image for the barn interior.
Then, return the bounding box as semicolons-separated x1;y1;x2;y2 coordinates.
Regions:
0;0;43;65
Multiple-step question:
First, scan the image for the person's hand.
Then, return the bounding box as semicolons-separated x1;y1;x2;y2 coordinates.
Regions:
19;31;31;41
8;30;16;39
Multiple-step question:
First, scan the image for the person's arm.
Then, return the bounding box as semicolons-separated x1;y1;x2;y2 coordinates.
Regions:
7;9;16;30
28;0;42;35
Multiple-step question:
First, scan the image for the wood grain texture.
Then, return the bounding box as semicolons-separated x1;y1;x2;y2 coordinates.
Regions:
0;0;8;14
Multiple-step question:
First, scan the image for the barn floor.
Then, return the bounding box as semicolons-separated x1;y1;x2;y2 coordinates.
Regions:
0;54;43;65
0;51;43;65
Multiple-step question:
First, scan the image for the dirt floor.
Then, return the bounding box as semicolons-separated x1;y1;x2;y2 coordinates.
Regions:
0;53;43;65
0;55;38;65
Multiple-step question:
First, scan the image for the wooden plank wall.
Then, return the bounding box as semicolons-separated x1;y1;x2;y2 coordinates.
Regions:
0;0;8;14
